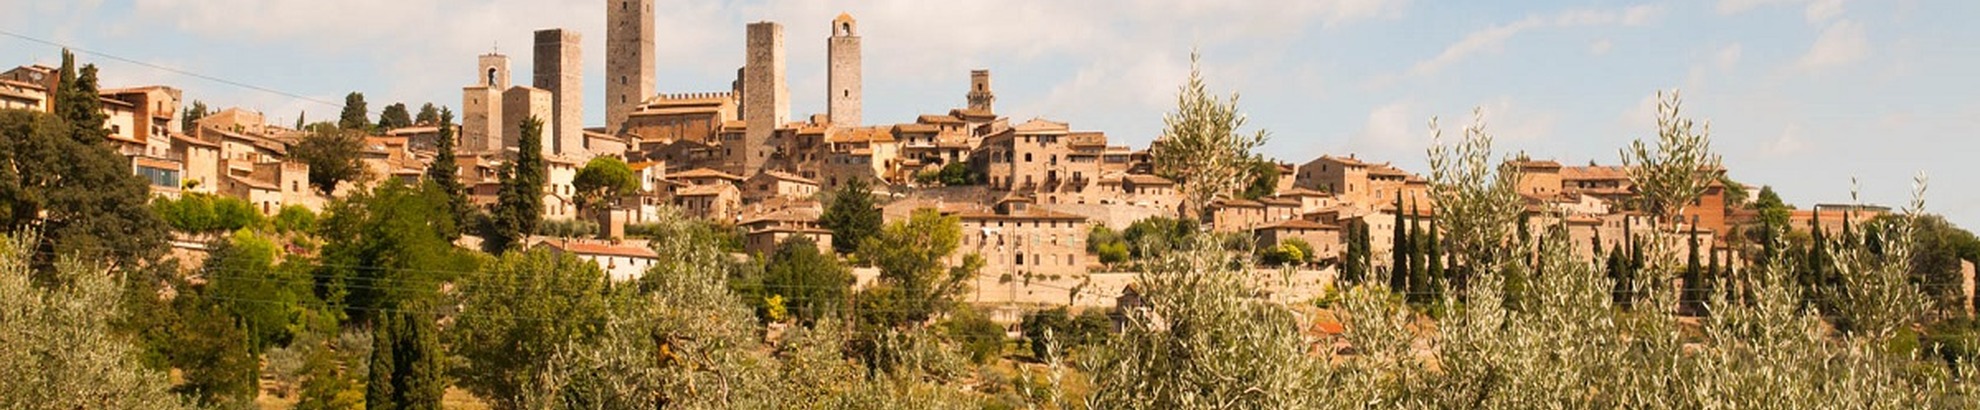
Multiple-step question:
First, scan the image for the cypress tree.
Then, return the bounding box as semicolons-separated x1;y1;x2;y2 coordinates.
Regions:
55;51;107;145
395;310;446;409
487;116;546;253
1426;212;1443;301
425;108;469;240
339;92;371;131
1342;220;1365;285
1408;201;1428;303
294;110;305;130
1683;217;1703;315
1389;193;1409;294
367;316;398;410
1607;244;1628;308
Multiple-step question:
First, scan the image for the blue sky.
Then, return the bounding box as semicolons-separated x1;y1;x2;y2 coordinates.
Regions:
5;0;1979;228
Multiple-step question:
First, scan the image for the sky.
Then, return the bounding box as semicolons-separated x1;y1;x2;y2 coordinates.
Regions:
4;0;1979;228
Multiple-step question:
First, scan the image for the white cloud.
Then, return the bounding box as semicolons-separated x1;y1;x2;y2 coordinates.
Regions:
1402;5;1663;78
1716;0;1802;15
1590;39;1614;55
1715;43;1744;71
1795;19;1868;71
1761;124;1809;157
1351;101;1421;154
1805;0;1845;23
1476;97;1557;143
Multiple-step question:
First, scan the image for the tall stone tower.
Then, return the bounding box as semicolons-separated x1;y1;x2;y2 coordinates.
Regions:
967;69;995;113
740;21;787;177
462;53;510;154
533;28;583;156
826;13;861;128
606;0;654;135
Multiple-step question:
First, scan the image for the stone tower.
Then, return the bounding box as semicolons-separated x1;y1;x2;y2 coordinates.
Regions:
968;69;995;113
533;28;583;156
740;21;787;177
606;0;654;135
826;13;861;128
462;53;510;154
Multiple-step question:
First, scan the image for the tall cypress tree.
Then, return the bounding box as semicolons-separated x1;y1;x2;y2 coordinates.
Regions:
1683;217;1703;315
394;310;446;409
1342;220;1365;285
487;117;546;253
339;92;371;131
366;315;398;410
55;51;106;145
425;108;468;240
1426;213;1443;301
1607;244;1628;308
1408;201;1428;303
1389;193;1409;294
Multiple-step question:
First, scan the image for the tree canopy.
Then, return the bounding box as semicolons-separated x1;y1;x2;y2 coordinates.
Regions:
292;126;367;196
572;155;639;215
820;176;881;256
338;92;371;131
486;116;547;254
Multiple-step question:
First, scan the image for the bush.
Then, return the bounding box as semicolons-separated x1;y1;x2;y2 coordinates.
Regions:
537;218;599;238
155;193;264;233
273;205;317;234
942;306;1006;364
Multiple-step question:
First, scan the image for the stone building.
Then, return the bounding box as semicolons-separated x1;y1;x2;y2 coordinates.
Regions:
739;205;833;256
739;21;788;178
606;0;655;135
620;92;737;144
951;195;1092;284
743;170;819;204
462;53;510;154
501;86;554;156
967;69;995;113
533;28;584;157
826;13;861;128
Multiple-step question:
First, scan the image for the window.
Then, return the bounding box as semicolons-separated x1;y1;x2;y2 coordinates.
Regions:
1015;254;1025;265
1025;153;1033;162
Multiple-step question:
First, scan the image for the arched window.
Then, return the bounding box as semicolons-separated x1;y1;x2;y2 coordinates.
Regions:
486;68;498;86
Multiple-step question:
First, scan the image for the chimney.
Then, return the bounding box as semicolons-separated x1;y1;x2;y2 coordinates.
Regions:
597;208;627;241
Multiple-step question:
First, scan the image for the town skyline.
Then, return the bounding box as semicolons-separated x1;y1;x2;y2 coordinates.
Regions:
3;0;1976;227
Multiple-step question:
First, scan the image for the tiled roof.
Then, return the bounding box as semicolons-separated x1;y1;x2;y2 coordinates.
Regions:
1253;218;1336;231
673;167;742;181
540;240;659;259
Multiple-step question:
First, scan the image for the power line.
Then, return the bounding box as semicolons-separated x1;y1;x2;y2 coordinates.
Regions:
0;28;346;110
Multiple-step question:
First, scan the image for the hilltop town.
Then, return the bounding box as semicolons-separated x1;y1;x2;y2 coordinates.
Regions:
10;1;1980;408
1;1;1917;314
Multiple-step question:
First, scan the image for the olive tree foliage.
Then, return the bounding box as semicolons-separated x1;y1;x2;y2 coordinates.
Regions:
1085;233;1318;409
1424;109;1526;284
1149;51;1268;219
0;232;194;410
1622;90;1723;229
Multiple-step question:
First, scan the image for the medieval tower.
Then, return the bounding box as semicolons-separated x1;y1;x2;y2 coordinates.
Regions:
533;28;584;156
606;0;654;135
826;13;861;128
739;21;787;177
968;69;995;113
462;53;510;154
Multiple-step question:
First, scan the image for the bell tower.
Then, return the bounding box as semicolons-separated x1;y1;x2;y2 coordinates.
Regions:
826;13;862;128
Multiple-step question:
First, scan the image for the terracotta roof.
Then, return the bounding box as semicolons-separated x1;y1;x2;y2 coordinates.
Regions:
676;184;735;197
1013;118;1070;135
917;114;964;124
1122;174;1174;186
1509;159;1564;170
1309;154;1368;167
1216;199;1264;208
1253;218;1336;231
1275;187;1330;198
739;206;822;226
826;126;895;144
951;208;1088;221
171;132;220;148
751;170;817;185
894;123;939;133
229;174;279;191
1258;197;1302;207
672;167;743;181
1368;164;1411;177
1561;165;1632;181
541;240;659;259
627;161;662;171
